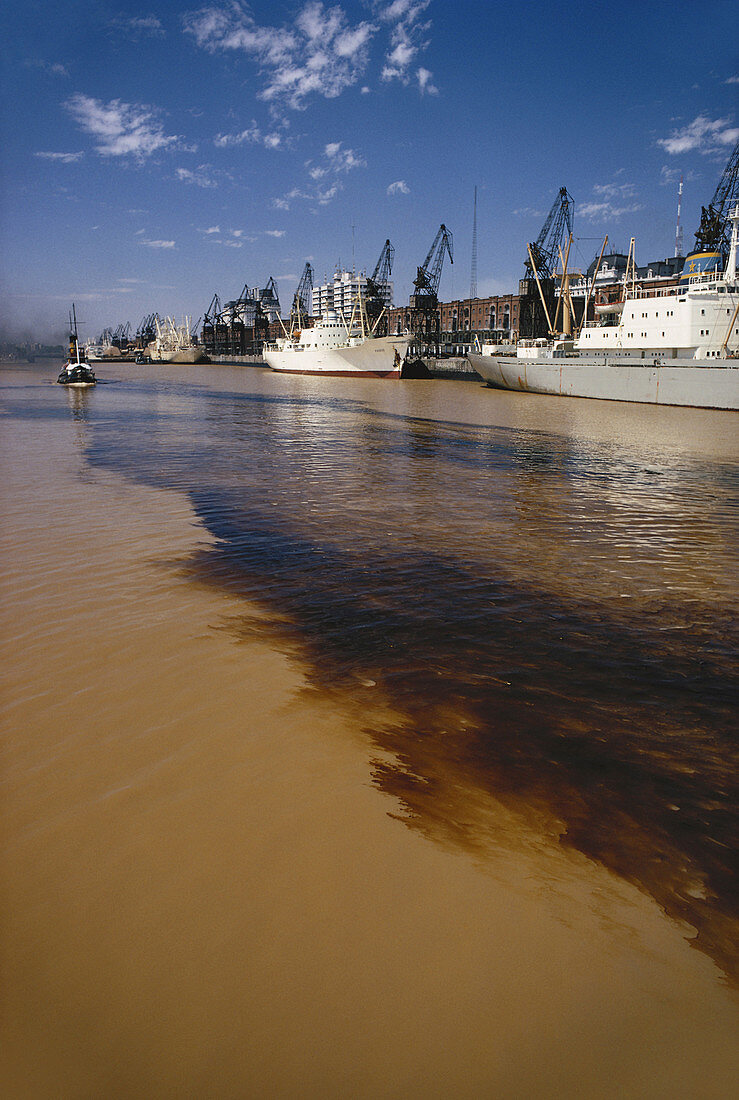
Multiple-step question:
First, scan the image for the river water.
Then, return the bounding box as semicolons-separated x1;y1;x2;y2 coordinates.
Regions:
1;360;738;1097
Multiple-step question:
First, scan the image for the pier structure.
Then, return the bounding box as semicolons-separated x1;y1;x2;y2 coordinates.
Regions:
201;279;281;358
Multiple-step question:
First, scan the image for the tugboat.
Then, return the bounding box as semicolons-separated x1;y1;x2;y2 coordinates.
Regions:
57;305;97;386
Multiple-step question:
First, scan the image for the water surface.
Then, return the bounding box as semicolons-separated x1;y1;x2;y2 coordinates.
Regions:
2;361;737;1096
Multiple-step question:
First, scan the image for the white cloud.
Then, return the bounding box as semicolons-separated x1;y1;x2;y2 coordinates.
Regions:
387;179;409;195
184;1;378;110
317;183;341;204
324;141;365;171
215;122;283;149
111;15;165;39
417;67;437;95
578;201;643;222
201;225;221;234
215;123;260;146
725;76;739;85
271;187;311;210
265;229;286;237
377;0;432;87
175;164;219;187
140;239;176;249
295;141;364;205
577;180;643;221
26;59;69;77
657;114;739;155
65;94;180;159
592;181;637;201
35;151;84;163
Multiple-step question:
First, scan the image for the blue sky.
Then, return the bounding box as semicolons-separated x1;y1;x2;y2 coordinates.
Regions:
2;0;737;342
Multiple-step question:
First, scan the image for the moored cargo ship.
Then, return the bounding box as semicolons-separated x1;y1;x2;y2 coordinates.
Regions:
468;207;739;410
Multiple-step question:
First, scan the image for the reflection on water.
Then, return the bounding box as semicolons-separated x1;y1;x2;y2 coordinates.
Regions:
6;363;739;983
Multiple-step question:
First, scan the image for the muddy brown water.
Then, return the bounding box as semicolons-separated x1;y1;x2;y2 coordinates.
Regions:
1;361;737;1097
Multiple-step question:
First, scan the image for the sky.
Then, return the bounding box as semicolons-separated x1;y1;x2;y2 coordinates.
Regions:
1;0;737;343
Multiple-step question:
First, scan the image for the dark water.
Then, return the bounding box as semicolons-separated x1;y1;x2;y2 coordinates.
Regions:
6;362;739;983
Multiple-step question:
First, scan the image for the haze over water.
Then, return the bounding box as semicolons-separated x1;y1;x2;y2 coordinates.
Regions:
2;361;738;1097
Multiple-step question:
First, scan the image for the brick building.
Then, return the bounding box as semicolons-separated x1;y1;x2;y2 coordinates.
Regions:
387;292;521;353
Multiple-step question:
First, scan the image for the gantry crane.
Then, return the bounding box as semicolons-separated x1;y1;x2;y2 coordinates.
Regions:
409;224;453;352
692;140;739;256
519;186;574;338
365;239;394;335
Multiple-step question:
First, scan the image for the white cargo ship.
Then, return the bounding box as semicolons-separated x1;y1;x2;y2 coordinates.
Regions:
264;296;410;378
147;316;209;363
468;207;739;410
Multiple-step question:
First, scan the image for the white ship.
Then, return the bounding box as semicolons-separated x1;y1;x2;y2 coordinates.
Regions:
264;295;410;377
84;342;122;362
468;207;739;410
147;316;209;364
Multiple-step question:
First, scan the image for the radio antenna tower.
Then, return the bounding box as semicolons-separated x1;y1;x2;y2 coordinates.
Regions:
675;175;684;257
470;185;478;299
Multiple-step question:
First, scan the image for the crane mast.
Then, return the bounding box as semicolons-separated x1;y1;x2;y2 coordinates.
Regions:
523;186;574;281
409;224;453;355
365;239;395;335
519;186;574;338
291;262;314;328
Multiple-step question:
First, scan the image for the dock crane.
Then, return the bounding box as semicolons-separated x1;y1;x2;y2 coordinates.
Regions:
691;140;739;256
112;321;131;350
136;313;160;350
201;293;223;355
409;224;453;353
291;262;314;328
519;186;574;338
365;239;394;335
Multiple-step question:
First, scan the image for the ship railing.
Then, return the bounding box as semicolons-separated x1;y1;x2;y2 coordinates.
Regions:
624;270;726;301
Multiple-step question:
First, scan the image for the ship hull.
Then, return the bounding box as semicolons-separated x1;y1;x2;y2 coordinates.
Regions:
468;353;739;410
265;334;410;377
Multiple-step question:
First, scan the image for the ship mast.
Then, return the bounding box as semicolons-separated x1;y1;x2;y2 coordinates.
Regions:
674;175;684;258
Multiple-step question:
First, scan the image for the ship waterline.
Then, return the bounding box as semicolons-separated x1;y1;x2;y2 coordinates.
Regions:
1;361;737;1098
468;352;739;408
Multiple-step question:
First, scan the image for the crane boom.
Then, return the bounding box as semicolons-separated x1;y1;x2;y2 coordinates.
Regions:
370;239;395;286
408;224;454;355
414;224;453;297
291;262;314;325
693;140;739;254
365;240;395;335
524;186;574;281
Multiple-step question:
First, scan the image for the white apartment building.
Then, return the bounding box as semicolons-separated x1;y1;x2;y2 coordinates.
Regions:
311;268;393;320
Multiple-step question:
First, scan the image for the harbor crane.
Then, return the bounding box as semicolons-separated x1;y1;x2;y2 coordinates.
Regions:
519;186;575;338
136;313;160;349
692;139;739;256
524;186;575;281
291;262;314;327
200;278;279;356
112;321;131;350
365;239;394;335
409;224;453;353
